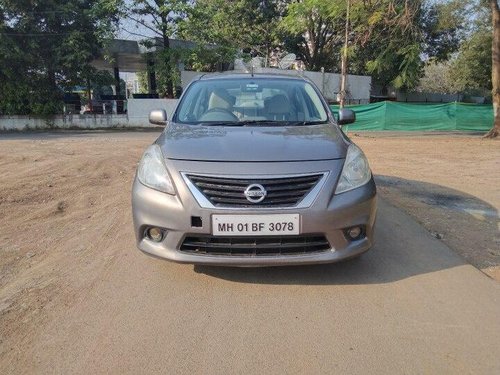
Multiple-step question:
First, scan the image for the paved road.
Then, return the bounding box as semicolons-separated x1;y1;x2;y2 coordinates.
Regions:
5;200;499;374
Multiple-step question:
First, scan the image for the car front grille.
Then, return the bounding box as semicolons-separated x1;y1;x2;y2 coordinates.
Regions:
180;234;331;256
185;173;324;208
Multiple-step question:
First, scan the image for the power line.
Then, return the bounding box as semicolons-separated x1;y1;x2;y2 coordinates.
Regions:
3;9;89;15
0;31;96;36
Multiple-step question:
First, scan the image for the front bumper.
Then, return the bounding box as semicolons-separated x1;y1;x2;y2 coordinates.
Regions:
132;160;377;266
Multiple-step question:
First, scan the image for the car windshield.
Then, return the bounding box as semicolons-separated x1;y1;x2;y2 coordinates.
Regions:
175;77;329;126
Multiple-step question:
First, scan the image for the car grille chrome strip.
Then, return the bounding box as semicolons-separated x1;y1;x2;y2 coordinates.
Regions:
180;234;331;256
182;172;328;209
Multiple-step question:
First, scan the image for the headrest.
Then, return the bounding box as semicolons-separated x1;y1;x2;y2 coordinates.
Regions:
208;89;235;109
265;94;291;114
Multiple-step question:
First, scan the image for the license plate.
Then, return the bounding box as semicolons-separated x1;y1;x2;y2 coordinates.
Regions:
212;214;300;236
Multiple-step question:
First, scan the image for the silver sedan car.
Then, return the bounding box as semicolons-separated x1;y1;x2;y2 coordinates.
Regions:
132;73;377;266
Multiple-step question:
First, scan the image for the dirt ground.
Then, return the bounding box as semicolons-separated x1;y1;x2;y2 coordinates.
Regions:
0;131;499;370
0;132;153;363
353;133;500;280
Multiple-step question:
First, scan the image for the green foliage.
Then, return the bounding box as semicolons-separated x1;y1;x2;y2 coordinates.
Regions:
417;61;459;94
183;45;237;72
136;71;150;94
180;0;288;67
420;0;468;61
129;0;470;92
154;48;183;96
281;0;344;71
128;0;190;39
351;1;423;89
449;30;493;95
0;0;485;113
125;0;191;97
416;1;493;96
0;0;120;115
281;0;465;89
281;1;419;86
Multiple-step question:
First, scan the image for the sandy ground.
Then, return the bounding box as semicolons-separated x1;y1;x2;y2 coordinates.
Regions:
0;132;151;358
353;133;500;280
0;131;499;374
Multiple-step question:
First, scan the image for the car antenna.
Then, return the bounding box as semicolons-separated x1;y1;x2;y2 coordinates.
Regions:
250;64;254;77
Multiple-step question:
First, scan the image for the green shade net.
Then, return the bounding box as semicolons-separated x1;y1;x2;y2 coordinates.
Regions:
330;102;493;131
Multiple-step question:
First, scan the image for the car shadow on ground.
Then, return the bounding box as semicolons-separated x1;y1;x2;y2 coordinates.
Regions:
193;176;499;285
375;175;500;271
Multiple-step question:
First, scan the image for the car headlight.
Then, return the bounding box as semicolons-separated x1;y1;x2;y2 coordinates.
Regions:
137;144;175;194
335;144;372;194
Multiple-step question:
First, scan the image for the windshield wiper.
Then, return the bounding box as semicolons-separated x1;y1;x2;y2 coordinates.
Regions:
196;120;285;127
239;120;329;126
196;121;243;126
238;120;286;126
284;120;329;126
195;120;328;127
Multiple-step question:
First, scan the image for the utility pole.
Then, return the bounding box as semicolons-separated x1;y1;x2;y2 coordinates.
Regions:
339;0;350;109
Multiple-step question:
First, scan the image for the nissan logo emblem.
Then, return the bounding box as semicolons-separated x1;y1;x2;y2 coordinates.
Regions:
244;184;267;203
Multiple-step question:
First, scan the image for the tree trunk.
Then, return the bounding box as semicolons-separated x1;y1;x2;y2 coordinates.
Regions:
162;25;174;99
47;69;57;90
484;0;500;138
339;0;351;108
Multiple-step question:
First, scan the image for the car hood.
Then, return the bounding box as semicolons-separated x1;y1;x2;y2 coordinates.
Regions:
157;123;348;162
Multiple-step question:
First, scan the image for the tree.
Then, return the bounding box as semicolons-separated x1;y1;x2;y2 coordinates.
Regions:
136;71;150;93
355;0;465;90
352;0;425;90
123;0;190;97
0;0;119;115
484;0;500;138
449;30;492;95
420;0;468;61
281;0;344;71
177;0;239;71
417;61;460;94
179;0;289;68
281;0;464;90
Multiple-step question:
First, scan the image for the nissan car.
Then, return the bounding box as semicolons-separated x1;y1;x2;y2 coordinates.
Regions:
132;73;377;266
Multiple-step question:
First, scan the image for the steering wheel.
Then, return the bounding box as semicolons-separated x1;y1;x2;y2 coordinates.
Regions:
199;108;239;122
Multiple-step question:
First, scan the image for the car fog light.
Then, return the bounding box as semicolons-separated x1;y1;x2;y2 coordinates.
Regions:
346;226;363;240
146;227;164;242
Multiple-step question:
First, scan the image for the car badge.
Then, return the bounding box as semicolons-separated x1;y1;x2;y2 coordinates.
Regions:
244;184;267;203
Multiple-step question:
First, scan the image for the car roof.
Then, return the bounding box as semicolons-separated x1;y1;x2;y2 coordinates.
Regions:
196;72;309;82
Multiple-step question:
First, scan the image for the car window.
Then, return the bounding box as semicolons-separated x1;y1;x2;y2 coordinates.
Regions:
175;77;329;125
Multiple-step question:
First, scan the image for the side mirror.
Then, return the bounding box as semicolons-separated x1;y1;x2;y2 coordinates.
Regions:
149;109;167;125
338;108;356;125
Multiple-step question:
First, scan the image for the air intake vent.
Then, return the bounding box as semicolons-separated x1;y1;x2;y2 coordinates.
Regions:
180;234;331;256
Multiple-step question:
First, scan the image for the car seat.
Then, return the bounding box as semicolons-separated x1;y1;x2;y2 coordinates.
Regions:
264;94;296;120
208;89;236;111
